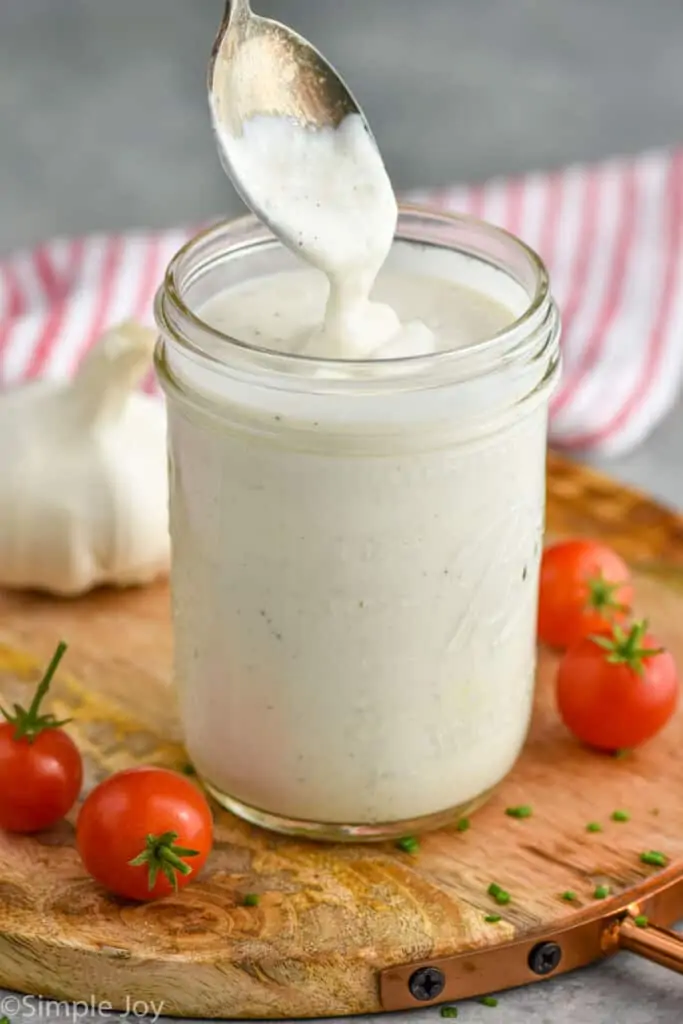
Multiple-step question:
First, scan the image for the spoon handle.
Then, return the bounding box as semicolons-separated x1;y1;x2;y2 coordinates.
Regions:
211;0;251;70
226;0;251;19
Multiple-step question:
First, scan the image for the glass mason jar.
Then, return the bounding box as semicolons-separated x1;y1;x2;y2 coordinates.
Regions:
154;207;561;842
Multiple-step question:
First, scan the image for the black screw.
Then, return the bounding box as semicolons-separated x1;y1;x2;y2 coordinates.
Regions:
408;966;446;1001
528;941;562;975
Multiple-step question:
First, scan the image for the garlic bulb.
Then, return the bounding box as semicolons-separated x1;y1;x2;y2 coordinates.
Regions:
0;321;169;596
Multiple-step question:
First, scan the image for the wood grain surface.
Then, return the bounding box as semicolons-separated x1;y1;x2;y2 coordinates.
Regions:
0;452;682;1019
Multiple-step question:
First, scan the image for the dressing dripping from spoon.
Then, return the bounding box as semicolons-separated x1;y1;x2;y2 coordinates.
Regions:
208;0;435;360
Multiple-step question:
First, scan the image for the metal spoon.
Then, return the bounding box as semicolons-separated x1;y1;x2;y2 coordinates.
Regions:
207;0;374;229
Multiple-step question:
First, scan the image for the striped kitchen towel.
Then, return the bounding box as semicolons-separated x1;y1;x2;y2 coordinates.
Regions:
1;146;682;455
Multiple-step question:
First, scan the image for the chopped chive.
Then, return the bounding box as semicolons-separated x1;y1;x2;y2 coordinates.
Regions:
484;913;501;923
611;809;630;822
487;882;511;905
396;835;420;854
613;748;631;759
561;891;577;902
586;822;603;833
440;1007;459;1018
505;805;533;819
480;996;499;1007
180;762;196;776
486;883;511;906
243;893;260;907
456;817;471;832
594;884;610;900
640;850;668;867
633;914;649;928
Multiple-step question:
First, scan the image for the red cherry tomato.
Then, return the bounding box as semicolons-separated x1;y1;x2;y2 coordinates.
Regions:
556;621;679;751
538;539;633;649
76;766;213;901
0;641;83;832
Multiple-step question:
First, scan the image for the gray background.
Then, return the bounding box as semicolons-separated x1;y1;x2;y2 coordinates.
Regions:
0;1;682;1022
1;0;682;506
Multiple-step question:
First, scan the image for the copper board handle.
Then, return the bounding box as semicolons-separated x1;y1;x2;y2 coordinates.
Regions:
619;917;683;973
379;870;683;1011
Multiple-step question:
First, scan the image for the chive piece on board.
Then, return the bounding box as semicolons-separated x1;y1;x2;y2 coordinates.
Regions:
640;850;668;867
480;996;499;1007
594;884;610;900
586;822;603;833
505;805;533;819
561;891;577;902
633;914;649;928
484;913;502;923
440;1007;459;1018
456;817;471;832
487;883;511;905
243;893;260;907
611;809;630;822
396;835;420;854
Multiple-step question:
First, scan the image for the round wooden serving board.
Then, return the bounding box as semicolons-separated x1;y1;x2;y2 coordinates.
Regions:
1;452;683;1019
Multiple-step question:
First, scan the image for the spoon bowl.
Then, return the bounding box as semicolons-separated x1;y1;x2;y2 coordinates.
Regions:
208;0;373;223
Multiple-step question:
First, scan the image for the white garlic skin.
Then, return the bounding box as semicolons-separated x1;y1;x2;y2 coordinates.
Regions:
0;322;170;596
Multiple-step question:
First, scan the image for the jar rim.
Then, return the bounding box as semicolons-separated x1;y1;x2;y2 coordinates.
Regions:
156;204;555;388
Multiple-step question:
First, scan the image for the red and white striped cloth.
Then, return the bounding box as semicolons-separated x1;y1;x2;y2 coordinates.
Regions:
1;146;682;454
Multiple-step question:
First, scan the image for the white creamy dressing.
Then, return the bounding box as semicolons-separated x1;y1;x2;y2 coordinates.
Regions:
169;254;545;825
199;264;515;357
165;83;551;827
218;112;437;359
170;395;546;825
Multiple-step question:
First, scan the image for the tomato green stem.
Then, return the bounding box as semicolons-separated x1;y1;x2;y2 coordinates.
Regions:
128;831;200;891
0;640;71;741
585;573;628;617
590;621;664;676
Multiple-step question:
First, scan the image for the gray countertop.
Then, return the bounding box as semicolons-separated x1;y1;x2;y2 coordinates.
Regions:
0;1;682;1021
